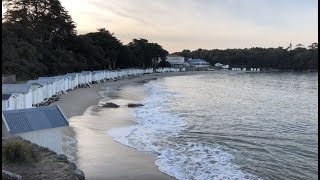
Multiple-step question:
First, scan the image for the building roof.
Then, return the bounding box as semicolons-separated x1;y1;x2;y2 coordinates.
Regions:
2;84;33;94
81;71;92;75
62;75;72;79
27;80;50;86
2;105;69;134
188;59;209;64
2;93;15;100
38;77;61;82
65;73;79;79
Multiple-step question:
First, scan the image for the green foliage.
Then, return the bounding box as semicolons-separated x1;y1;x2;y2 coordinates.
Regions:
158;60;171;67
127;39;168;68
3;139;35;163
3;0;76;43
173;45;318;71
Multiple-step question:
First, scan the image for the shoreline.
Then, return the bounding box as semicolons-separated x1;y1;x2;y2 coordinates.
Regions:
50;71;211;179
51;71;208;119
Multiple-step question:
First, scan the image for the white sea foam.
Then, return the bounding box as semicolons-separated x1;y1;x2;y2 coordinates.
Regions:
62;135;78;163
107;80;254;180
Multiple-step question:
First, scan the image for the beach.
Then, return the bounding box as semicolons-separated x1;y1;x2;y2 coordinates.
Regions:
50;71;209;179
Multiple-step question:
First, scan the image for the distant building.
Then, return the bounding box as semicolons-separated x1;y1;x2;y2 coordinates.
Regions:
221;65;229;69
2;105;69;154
166;55;185;67
214;63;223;67
188;59;210;67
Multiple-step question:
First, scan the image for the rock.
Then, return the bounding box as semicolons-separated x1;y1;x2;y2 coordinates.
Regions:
74;169;85;180
2;170;22;180
127;103;144;108
101;102;120;108
55;154;68;162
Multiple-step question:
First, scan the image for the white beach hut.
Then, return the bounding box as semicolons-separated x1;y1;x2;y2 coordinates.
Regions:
76;73;86;87
26;82;44;106
92;71;105;83
61;75;72;91
13;93;25;110
2;94;16;111
2;84;34;109
28;80;52;101
81;71;92;85
38;77;62;95
2;105;69;154
65;73;79;89
54;75;70;93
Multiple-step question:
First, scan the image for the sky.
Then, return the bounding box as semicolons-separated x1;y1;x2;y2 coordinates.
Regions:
5;0;319;53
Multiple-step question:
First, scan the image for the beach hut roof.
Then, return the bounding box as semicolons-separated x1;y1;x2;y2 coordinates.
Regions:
2;84;33;94
62;75;72;79
53;75;65;79
38;77;61;81
2;105;69;134
81;71;92;75
2;93;15;100
27;80;49;86
65;73;78;78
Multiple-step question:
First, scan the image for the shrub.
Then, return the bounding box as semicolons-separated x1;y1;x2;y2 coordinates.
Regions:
3;139;34;163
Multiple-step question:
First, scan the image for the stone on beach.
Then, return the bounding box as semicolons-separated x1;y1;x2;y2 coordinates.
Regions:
101;102;120;108
127;103;145;108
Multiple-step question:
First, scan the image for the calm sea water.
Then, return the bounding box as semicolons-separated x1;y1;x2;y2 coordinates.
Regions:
108;72;318;180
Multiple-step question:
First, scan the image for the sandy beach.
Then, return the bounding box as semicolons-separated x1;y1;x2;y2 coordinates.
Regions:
50;71;210;180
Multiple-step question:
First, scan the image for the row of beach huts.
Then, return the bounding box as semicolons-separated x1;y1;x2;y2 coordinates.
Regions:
231;68;261;71
2;67;185;111
1;67;184;154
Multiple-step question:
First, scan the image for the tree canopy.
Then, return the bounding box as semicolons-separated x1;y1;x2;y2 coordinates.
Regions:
173;44;318;71
2;0;168;80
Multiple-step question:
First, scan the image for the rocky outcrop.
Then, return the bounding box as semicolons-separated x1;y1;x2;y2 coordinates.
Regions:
2;137;85;180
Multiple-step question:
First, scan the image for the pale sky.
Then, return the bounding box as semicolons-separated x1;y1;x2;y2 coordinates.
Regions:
5;0;319;53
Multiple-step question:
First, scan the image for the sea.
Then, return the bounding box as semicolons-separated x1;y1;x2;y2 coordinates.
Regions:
108;72;318;180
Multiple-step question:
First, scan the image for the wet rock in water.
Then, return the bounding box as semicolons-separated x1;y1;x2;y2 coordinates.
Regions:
127;103;144;108
101;102;120;108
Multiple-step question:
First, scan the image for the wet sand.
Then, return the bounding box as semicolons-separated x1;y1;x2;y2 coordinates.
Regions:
50;71;211;179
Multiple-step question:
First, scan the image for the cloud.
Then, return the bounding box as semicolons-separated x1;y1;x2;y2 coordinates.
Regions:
60;0;318;52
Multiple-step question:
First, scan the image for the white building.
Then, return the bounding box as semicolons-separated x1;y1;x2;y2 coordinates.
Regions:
214;63;224;67
2;105;69;154
166;55;185;67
